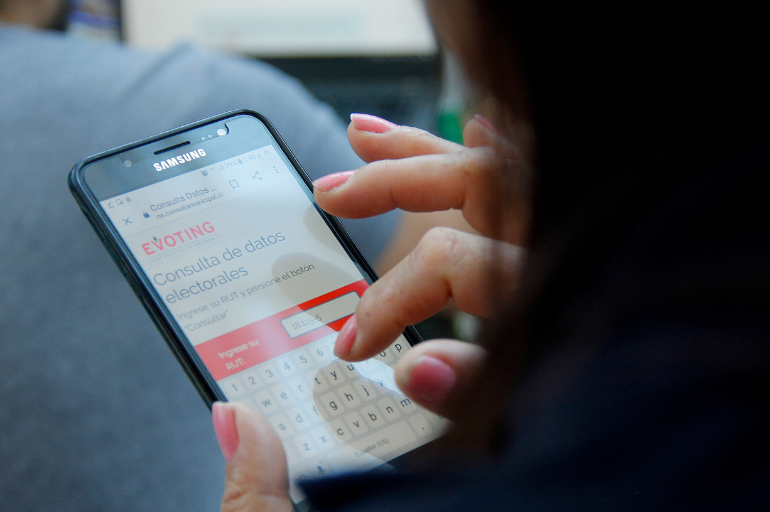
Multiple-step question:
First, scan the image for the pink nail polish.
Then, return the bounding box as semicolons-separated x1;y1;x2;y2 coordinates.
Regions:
334;315;357;358
350;113;398;134
401;355;456;403
474;114;500;135
313;170;356;192
212;402;239;462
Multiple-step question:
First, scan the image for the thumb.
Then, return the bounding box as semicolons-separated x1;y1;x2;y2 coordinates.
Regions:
213;402;294;512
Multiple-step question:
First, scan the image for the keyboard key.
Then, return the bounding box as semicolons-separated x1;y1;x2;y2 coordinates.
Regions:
275;356;297;376
408;413;434;437
308;369;329;393
312;342;333;363
376;398;402;420
319;392;345;417
293;349;314;368
344;412;370;437
374;348;393;364
324;361;347;384
353;378;379;401
220;377;246;398
259;363;280;384
253;390;278;415
310;425;337;448
394;395;416;414
287;407;313;430
305;403;324;423
336;385;361;408
392;341;408;358
240;369;263;390
327;421;417;470
341;361;360;378
328;419;352;443
270;382;296;407
268;414;294;439
361;404;386;428
293;435;318;459
288;376;312;399
312;458;332;478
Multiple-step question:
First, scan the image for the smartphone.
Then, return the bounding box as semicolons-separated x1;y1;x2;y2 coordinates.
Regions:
69;110;447;506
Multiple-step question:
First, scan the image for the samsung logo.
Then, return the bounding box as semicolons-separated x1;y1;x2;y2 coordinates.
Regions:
154;149;207;171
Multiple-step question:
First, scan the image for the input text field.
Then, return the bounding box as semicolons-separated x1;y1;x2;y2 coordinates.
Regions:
280;291;359;338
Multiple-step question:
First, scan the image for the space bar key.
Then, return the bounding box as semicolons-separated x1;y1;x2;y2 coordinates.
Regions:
327;421;417;469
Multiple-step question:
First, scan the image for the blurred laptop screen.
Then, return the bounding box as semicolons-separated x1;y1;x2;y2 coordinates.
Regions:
121;0;437;57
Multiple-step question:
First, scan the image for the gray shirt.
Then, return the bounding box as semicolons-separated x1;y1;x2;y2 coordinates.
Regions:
0;24;397;511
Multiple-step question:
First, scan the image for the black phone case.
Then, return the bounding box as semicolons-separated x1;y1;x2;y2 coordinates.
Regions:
68;109;423;408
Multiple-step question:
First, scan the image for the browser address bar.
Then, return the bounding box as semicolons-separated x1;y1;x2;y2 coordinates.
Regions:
104;145;293;236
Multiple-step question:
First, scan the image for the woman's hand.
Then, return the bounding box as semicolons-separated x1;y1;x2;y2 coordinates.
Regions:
214;115;527;512
214;402;293;512
314;114;529;245
315;114;528;417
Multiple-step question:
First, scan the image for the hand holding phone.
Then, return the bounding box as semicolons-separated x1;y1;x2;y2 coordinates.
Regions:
69;111;448;507
207;113;521;512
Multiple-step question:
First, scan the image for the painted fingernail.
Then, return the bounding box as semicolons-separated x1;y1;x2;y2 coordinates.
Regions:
212;402;239;462
350;113;398;134
399;355;456;403
474;114;500;135
334;315;357;358
313;170;356;192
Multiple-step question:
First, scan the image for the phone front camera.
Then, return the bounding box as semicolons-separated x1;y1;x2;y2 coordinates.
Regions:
217;128;227;137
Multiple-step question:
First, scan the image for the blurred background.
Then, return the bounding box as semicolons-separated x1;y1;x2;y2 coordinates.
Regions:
68;0;474;142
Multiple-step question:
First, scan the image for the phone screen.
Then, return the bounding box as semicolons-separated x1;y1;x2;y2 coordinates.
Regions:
78;113;446;502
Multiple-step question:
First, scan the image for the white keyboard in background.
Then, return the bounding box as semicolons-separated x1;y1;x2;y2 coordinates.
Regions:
218;333;449;502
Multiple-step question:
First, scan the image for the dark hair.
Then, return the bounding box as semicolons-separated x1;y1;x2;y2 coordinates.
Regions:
443;3;768;450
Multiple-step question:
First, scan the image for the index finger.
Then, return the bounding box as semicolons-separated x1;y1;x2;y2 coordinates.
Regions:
335;229;524;361
347;114;464;163
349;114;522;163
314;148;528;244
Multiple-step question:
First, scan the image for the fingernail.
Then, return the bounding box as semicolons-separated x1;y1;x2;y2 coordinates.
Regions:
399;355;456;403
313;170;356;192
334;315;357;358
474;114;500;135
350;113;398;134
212;402;239;462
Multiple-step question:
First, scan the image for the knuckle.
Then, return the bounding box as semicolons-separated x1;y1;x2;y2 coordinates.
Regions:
452;147;520;226
220;477;252;512
411;127;440;146
358;278;413;342
414;227;468;271
458;147;501;178
399;126;455;153
368;158;400;180
400;125;426;137
397;125;428;140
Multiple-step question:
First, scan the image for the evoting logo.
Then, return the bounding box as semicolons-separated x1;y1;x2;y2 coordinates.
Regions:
142;222;215;255
154;149;207;171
